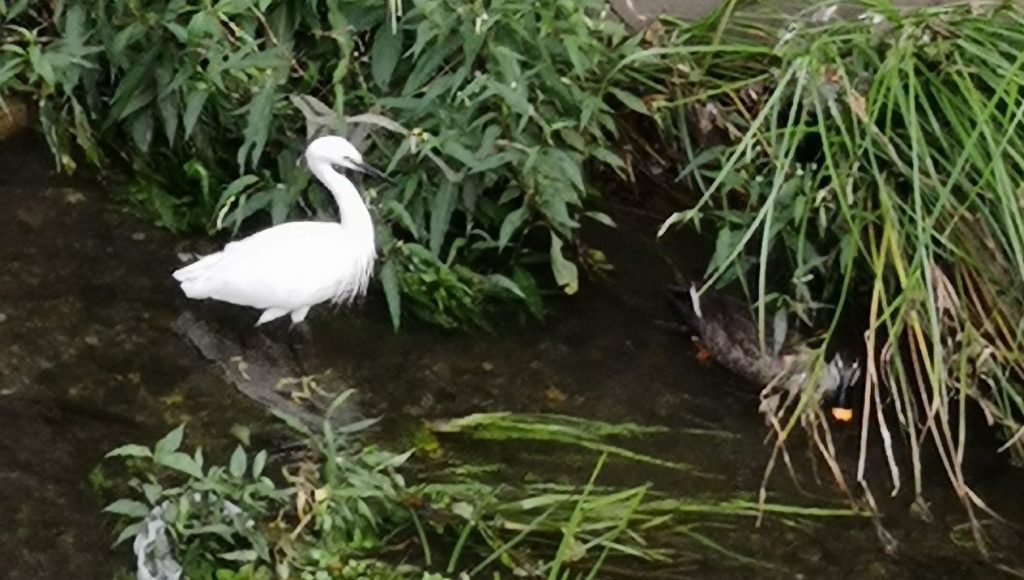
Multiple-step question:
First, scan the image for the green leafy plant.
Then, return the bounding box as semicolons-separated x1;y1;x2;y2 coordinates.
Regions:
101;394;863;578
0;0;652;329
104;424;287;579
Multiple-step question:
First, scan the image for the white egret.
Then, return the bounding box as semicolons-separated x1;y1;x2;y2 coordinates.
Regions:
172;135;386;325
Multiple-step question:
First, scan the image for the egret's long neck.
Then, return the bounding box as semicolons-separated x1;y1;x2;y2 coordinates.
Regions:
310;161;376;254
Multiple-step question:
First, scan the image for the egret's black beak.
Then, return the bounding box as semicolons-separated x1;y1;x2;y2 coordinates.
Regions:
353;160;393;183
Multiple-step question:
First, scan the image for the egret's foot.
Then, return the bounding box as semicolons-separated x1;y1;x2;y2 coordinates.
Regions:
291;320;313;344
286;322;314;376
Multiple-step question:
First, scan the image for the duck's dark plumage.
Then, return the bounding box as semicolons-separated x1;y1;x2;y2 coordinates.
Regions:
670;284;790;387
669;283;862;413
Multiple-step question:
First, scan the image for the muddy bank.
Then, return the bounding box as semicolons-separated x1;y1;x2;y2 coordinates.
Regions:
0;132;1021;578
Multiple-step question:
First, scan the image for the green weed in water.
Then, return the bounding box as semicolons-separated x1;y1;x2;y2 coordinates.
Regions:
101;394;861;578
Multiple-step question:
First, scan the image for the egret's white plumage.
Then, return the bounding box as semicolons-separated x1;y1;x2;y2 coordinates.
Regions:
173;136;381;325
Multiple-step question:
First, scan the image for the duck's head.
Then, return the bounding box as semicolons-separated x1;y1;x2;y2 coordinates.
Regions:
822;354;861;422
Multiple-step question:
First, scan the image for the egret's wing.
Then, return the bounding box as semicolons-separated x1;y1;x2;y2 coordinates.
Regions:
182;222;346;309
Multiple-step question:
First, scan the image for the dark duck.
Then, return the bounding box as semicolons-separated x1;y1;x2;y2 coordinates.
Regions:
669;283;861;421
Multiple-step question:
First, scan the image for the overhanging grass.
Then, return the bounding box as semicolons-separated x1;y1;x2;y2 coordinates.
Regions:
654;0;1024;546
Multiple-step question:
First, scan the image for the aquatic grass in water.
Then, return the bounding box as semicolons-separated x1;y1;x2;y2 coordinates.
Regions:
655;0;1024;545
100;397;860;578
428;411;734;472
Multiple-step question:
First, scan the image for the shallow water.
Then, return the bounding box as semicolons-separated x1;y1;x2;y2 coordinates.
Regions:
0;133;1021;579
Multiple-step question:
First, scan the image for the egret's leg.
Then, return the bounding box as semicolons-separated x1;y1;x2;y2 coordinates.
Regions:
287;307;314;376
289;306;313;343
256;308;289;326
290;306;311;325
291;321;313;343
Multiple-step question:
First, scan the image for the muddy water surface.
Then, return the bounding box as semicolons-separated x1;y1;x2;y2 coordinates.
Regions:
1;133;1021;579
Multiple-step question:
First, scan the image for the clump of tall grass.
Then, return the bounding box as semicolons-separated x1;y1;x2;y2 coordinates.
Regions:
654;0;1024;545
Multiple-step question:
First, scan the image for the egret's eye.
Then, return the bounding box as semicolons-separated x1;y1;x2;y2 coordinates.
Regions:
333;158;358;171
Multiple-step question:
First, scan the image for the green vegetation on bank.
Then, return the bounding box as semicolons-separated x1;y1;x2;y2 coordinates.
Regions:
0;0;650;328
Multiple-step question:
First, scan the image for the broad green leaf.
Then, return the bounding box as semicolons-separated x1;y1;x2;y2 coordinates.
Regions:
164;22;188;43
270;409;312;437
113;522;145;547
441;141;479;170
27;45;55;87
193;447;204;472
129;110;154;152
336;416;382;434
559;127;586;151
104;499;151;518
498;206;527;250
229;445;247;478
214;0;253;15
230;424;251;446
105;444;152;459
402;38;457;96
237;82;277;170
485;274;525;299
429;181;457;256
607;87;649;115
153;424;185;458
658;209;698;237
157;451;204;479
371;25;402;89
408;19;437;59
156;86;179;145
549;234;579;295
591;147;626;170
708;227;741;275
584;211;617;228
219;549;258;562
252;450;267;479
61;5;88;46
546;149;584;193
142;483;162;504
486;78;531;116
513;267;544;319
386;200;420;238
537;193;577;236
107;45;160;123
182;90;208;138
380;259;402;331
